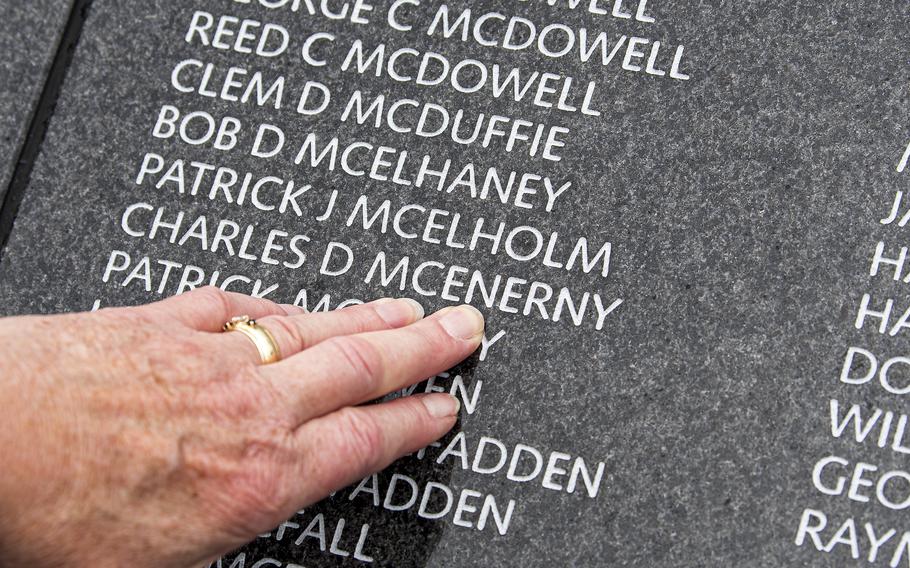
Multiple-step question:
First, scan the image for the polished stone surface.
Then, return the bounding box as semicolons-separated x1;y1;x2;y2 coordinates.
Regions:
0;1;908;566
0;0;70;201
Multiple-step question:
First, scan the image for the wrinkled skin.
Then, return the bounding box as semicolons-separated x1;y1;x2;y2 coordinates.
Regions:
0;287;483;567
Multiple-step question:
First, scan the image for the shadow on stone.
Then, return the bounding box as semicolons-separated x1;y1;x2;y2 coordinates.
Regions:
218;356;479;568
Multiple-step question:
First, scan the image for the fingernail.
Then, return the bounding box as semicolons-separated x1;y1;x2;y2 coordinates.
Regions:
375;298;425;326
439;305;484;340
423;394;460;418
402;298;425;319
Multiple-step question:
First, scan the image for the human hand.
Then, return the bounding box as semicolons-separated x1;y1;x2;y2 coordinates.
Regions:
0;287;483;567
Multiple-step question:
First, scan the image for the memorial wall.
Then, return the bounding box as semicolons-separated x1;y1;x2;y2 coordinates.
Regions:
0;1;908;566
0;0;70;200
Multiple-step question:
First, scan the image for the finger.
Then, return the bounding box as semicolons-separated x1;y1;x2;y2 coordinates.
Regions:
292;394;460;502
262;305;483;424
139;286;302;331
225;298;425;363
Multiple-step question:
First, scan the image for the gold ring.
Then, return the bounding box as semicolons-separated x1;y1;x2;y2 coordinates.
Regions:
223;316;282;364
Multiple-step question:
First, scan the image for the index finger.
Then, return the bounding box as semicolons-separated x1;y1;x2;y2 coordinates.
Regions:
262;305;484;425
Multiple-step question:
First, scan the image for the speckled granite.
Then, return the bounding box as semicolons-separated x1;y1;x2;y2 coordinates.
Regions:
0;0;70;201
0;1;908;566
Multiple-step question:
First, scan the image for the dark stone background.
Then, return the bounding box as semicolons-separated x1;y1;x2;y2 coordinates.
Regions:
0;0;70;200
0;1;907;566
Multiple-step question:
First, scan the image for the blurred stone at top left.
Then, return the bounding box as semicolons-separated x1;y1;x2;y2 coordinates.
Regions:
0;0;71;201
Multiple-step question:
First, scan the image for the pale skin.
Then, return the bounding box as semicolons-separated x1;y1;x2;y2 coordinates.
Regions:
0;287;484;567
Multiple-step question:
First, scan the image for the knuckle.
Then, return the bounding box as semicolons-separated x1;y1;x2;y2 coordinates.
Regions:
213;435;295;534
362;304;395;330
428;318;463;350
265;316;308;353
325;335;384;391
400;321;450;365
405;398;433;426
240;442;291;507
334;304;384;334
196;286;234;318
280;303;304;316
335;408;385;472
233;475;287;527
222;370;282;420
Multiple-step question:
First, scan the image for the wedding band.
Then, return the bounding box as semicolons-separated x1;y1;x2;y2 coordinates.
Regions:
223;316;282;364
